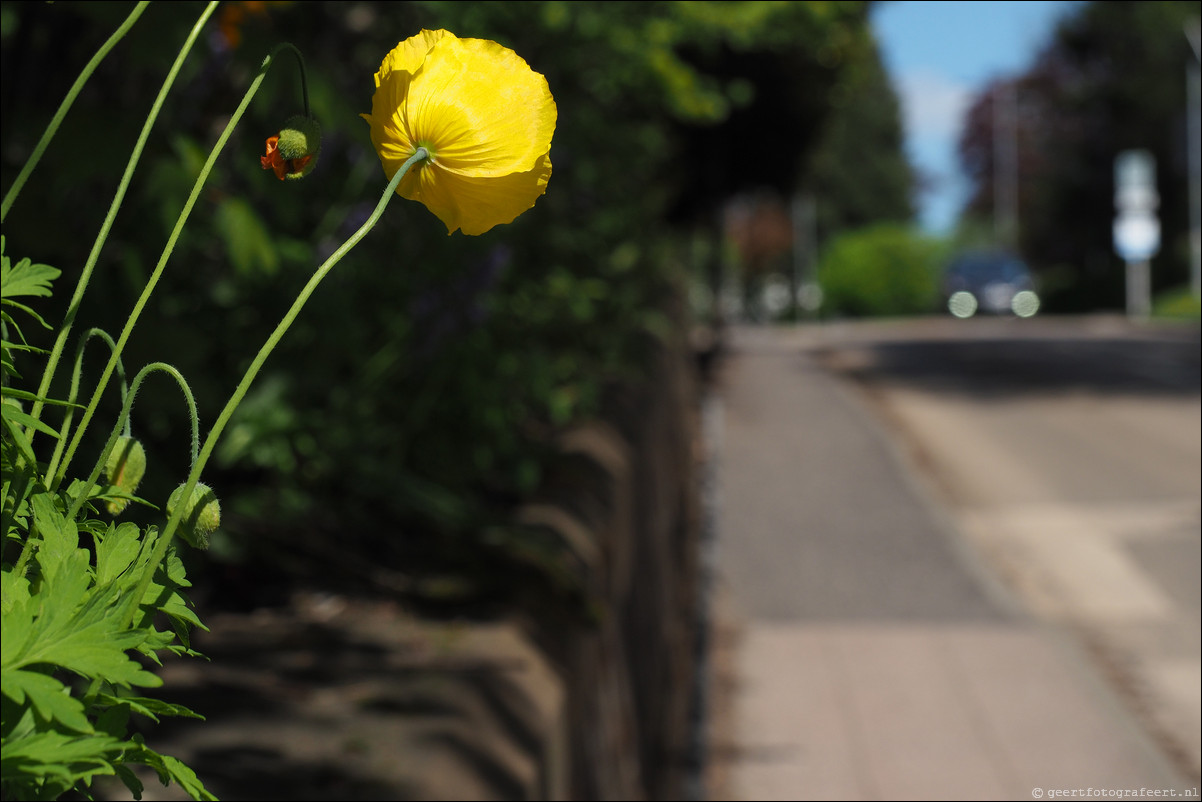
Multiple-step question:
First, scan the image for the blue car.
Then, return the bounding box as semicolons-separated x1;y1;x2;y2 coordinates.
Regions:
942;251;1040;318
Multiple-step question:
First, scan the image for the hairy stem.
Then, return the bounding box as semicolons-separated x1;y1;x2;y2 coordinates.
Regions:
22;3;216;447
124;149;427;626
0;2;150;222
49;42;298;490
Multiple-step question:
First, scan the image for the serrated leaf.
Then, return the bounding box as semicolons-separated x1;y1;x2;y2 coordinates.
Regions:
96;693;204;723
113;763;145;799
64;477;107;506
5;539;161;689
128;746;217;802
94;700;131;738
138;550;205;636
20;609;161;689
1;568;31;611
2;669;93;733
135;626;179;665
94;522;142;586
0;255;61;300
0;729;121;781
31;493;80;579
0;589;35;670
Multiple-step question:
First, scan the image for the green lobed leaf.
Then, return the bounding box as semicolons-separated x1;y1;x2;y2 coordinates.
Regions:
94;522;142;586
0;570;31;615
0;585;35;670
0;729;121;784
35;571;162;687
0;251;61;300
113;763;145;800
4;525;161;688
31;493;80;580
123;738;217;802
96;693;204;724
94;700;131;739
20;610;162;689
2;669;93;733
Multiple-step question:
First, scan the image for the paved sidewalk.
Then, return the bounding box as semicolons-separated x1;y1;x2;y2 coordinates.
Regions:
708;326;1196;801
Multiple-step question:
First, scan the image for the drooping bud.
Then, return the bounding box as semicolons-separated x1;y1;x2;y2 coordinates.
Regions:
104;437;146;516
261;114;320;180
167;481;221;550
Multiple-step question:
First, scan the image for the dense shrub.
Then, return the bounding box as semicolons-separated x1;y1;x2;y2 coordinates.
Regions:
817;223;944;318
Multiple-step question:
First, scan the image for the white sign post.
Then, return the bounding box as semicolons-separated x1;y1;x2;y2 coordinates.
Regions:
1113;150;1159;319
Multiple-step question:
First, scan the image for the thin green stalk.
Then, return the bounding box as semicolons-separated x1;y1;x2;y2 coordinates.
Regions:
288;45;312;118
49;42;299;491
66;362;198;523
24;2;218;447
0;2;149;223
123;149;427;627
44;329;129;484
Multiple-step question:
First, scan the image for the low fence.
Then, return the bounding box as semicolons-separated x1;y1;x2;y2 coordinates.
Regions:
106;322;706;801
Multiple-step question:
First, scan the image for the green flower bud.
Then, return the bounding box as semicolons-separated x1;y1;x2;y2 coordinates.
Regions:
167;481;221;550
278;115;320;160
261;114;320;181
104;436;146;516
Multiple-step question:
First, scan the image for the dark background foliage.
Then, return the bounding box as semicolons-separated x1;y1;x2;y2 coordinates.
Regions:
1;1;912;609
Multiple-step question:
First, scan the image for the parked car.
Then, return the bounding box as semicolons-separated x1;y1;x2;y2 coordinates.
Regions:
942;250;1040;318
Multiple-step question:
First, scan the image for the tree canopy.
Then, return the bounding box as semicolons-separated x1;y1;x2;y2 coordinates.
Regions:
957;0;1198;311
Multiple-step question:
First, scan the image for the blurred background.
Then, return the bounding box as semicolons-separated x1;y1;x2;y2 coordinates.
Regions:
2;2;1199;800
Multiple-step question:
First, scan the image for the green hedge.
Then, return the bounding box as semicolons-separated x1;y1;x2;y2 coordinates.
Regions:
817;223;944;317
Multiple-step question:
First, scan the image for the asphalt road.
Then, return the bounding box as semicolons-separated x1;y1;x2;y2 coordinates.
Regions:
709;314;1201;799
815;314;1202;781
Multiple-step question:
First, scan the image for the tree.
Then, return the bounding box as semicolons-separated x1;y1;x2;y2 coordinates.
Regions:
957;0;1197;311
805;33;916;246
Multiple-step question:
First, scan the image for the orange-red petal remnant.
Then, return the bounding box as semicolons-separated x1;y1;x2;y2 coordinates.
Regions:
261;134;313;181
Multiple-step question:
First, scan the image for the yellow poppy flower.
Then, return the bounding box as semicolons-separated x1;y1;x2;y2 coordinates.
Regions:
361;29;557;236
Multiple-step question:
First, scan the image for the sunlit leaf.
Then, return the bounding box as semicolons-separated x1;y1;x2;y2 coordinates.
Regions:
0;253;61;300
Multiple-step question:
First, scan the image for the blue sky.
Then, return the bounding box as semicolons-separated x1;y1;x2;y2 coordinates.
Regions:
871;0;1082;234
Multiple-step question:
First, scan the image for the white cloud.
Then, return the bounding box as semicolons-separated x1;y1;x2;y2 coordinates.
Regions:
894;69;973;141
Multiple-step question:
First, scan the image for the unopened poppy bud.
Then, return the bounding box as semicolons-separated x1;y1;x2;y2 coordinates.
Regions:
167;481;221;550
261;114;320;180
104;437;146;516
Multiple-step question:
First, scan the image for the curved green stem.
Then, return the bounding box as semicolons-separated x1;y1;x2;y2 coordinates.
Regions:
66;362;199;523
49;42;297;491
0;2;149;223
44;329;128;484
281;43;312;118
122;149;427;628
25;2;218;450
